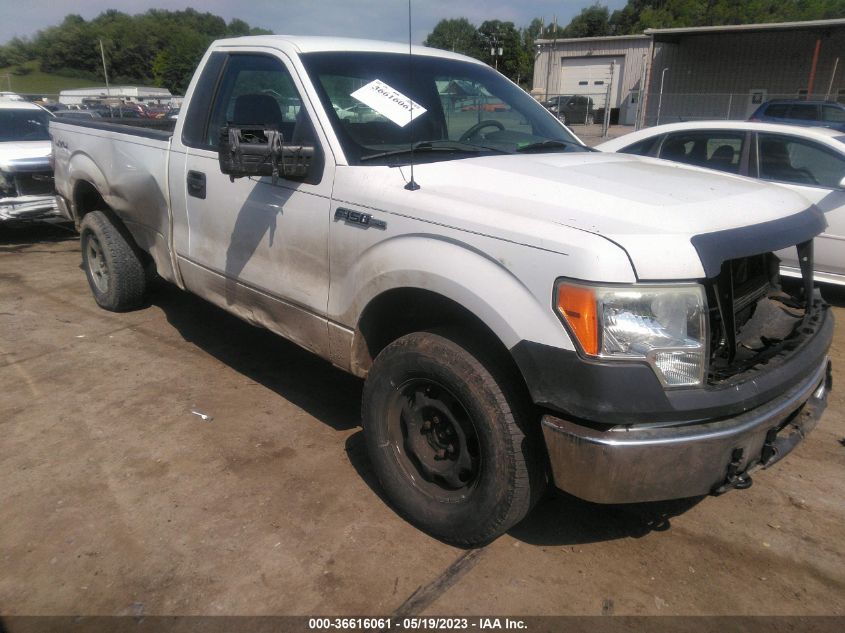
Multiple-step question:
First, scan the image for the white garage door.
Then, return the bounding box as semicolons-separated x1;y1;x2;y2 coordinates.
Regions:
560;56;624;109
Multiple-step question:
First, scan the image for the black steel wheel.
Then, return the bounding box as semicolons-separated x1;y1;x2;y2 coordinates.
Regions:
386;378;481;501
363;329;545;547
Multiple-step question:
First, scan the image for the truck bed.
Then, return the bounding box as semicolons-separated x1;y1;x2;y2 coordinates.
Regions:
51;117;175;141
50;117;176;282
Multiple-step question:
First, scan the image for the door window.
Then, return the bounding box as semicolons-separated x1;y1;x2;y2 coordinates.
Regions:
659;131;745;174
206;54;305;146
618;135;660;156
203;53;321;183
788;104;819;121
822;105;845;123
764;104;790;118
181;52;226;149
757;133;845;188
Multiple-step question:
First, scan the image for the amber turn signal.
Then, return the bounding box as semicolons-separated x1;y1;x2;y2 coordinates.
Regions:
556;283;599;355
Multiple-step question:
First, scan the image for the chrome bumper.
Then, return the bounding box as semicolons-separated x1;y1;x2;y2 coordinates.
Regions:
541;357;831;504
54;194;72;221
0;194;58;221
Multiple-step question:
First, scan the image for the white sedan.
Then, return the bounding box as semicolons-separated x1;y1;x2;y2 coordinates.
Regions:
597;121;845;285
0;100;58;221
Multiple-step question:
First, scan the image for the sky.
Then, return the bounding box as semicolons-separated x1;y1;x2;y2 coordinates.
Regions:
0;0;629;45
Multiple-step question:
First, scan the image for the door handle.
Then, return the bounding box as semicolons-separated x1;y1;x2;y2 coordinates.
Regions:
187;170;206;199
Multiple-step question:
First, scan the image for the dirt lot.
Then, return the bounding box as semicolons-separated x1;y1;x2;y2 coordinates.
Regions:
1;223;844;617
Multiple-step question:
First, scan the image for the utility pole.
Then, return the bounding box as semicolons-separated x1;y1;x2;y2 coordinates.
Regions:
99;39;111;97
489;33;502;71
543;15;557;102
826;57;840;100
656;67;669;126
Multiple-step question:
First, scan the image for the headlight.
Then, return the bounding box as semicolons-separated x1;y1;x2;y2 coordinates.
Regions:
555;281;708;387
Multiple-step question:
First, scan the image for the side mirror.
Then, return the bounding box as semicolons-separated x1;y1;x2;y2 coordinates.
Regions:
218;124;314;182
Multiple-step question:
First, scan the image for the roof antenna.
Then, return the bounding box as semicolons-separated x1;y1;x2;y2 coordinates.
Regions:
404;0;420;191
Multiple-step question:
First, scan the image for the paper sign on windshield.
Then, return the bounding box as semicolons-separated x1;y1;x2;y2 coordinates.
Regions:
350;79;427;127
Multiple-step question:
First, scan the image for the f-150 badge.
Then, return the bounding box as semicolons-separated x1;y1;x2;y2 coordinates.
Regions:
334;207;387;230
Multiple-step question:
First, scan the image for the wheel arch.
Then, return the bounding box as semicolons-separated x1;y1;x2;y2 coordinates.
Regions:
72;179;108;225
340;236;574;376
352;286;522;378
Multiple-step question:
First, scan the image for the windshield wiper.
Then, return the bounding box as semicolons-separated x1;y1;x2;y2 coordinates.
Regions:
360;140;505;162
515;139;588;153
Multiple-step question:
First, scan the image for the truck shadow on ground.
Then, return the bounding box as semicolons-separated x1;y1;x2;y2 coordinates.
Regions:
507;491;704;546
150;283;363;432
0;221;77;252
343;429;704;547
150;282;704;547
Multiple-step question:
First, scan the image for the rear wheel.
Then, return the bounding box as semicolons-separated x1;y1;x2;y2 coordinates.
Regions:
362;330;545;546
80;211;146;311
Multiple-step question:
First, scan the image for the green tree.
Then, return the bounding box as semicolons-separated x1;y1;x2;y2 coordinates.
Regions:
5;9;272;91
423;18;485;59
563;4;612;38
152;30;210;94
609;0;845;33
478;20;527;83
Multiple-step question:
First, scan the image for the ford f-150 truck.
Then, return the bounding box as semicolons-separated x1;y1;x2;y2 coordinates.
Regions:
51;36;833;546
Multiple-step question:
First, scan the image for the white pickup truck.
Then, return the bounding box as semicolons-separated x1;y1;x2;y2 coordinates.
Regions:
51;36;833;546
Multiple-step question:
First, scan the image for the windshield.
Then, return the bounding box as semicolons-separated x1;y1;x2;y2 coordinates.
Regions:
0;108;52;142
301;51;587;164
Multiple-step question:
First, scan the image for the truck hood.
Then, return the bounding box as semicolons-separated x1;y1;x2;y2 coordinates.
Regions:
388;151;824;280
0;141;52;172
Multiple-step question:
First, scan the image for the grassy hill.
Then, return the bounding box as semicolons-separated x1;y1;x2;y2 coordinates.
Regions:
0;61;102;97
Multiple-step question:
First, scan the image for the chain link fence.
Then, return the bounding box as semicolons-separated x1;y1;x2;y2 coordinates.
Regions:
537;90;621;132
637;91;845;128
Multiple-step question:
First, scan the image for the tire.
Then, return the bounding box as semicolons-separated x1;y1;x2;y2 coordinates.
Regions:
80;210;146;311
362;329;546;547
586;114;595;125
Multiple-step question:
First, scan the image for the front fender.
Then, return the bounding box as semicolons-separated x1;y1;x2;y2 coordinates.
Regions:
331;233;577;354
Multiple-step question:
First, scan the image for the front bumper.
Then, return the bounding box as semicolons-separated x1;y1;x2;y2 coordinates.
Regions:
542;356;831;504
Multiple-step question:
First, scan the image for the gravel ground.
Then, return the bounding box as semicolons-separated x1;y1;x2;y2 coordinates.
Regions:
1;222;843;618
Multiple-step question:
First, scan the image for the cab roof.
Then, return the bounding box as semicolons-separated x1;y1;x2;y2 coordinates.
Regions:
210;35;483;64
0;100;45;111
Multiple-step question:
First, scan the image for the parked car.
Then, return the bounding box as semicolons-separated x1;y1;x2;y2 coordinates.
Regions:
80;102;148;119
541;95;595;125
37;102;68;113
750;99;845;132
51;36;832;546
55;110;102;120
336;103;383;122
460;98;508;112
596;121;845;286
0;101;58;221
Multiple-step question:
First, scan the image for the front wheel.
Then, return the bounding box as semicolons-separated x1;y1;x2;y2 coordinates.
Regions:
362;330;545;546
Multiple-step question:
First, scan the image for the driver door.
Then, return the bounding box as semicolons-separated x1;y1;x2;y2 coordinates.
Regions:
179;51;334;355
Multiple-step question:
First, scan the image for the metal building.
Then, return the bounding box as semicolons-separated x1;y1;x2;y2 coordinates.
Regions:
642;19;845;125
533;18;845;128
533;34;650;125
